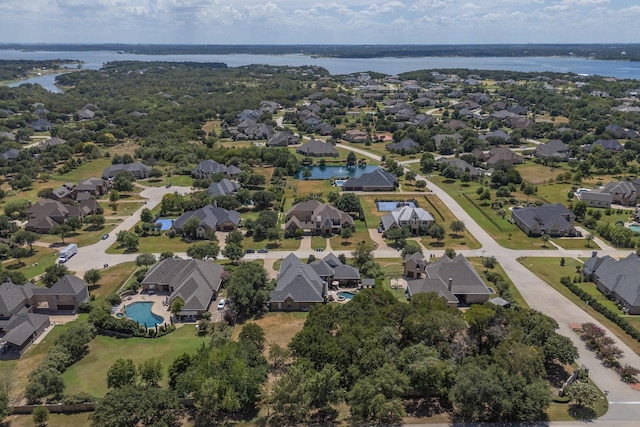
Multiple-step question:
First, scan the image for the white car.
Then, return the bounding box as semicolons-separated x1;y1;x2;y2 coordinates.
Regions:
217;299;226;310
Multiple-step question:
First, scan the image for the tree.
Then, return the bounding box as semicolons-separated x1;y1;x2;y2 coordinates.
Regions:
181;216;201;239
138;358;163;388
479;188;491;202
9;246;31;266
585;233;594;247
524;184;536;201
91;386;181;427
482;255;496;271
333;192;362;218
84;268;102;287
187;242;219;260
565;381;599;409
160;251;174;260
235;188;252;206
85;214;106;230
351;241;375;270
116;230;139;251
450;220;465;236
11;229;38;251
113;172;134;192
222;243;243;264
135;253;157;267
346;151;357;166
170;297;185;317
0;392;11;422
405;170;417;182
239;323;266;352
444;248;456;259
541;234;550;247
225;229;244;246
140;208;154;223
4;199;30;219
340;225;353;244
32;406;49;427
429;223;445;242
268;343;290;373
252;190;275;210
109;190;120;211
65;216;83;231
50;223;72;244
309;364;344;422
107;358;137;389
226;262;273;317
41;264;70;287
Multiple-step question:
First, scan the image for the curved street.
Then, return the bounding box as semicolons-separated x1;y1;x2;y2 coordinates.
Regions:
61;145;640;423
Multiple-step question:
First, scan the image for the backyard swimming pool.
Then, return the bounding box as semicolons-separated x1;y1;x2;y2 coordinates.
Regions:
155;218;173;231
294;165;378;180
122;302;164;327
376;200;417;211
628;224;640;233
337;291;356;301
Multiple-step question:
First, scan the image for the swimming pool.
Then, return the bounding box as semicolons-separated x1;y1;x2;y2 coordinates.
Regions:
629;225;640;233
337;291;356;300
376;201;417;211
155;218;173;231
122;302;164;327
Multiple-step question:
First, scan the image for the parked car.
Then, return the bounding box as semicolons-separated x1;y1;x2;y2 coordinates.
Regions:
257;248;269;253
217;299;226;310
102;233;109;240
245;249;255;254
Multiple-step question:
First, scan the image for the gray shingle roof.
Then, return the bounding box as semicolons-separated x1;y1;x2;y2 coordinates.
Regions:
172;205;241;231
296;140;339;157
208;179;240;197
342;168;397;191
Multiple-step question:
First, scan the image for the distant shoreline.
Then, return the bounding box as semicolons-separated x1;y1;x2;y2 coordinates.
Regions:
1;43;639;62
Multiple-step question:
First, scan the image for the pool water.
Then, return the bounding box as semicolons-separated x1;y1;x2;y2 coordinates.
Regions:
337;291;356;300
629;225;640;233
376;201;417;211
294;165;378;180
123;302;163;327
155;218;173;231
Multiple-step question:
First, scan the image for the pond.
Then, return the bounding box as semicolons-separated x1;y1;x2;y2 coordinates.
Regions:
294;165;378;180
121;302;164;327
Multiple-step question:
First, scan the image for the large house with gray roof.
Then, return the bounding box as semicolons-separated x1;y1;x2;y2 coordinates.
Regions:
285;200;353;236
102;162;150;180
208;179;241;197
141;258;224;320
26;199;100;234
583;253;640;314
296;139;339;157
0;275;89;356
270;253;361;311
405;254;491;307
172;205;241;237
380;206;435;234
534;139;570;160
511;203;579;237
192;160;241;179
342;168;397;191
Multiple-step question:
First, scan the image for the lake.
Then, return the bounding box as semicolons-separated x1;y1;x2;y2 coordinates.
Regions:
3;49;640;93
294;165;379;180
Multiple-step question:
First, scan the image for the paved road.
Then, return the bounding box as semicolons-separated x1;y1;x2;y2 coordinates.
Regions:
56;142;640;422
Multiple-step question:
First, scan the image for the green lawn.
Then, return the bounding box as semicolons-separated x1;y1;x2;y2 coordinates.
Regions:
106;234;192;254
328;219;372;250
467;257;529;308
520;257;640;356
145;174;193;187
5;247;59;280
35;222;119;248
243;236;301;252
311;236;326;250
61;325;209;397
551;238;600;250
5;412;93;427
428;175;556;250
91;262;138;299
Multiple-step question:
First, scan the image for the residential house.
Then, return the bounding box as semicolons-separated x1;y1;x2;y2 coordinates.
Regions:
403;252;428;279
74;177;108;199
511;203;579;237
534;140;570;160
285;200;354;236
380;206;435;233
386;138;420;154
76;108;95;120
405;254;491;307
601;181;637;205
192;160;227;178
0;148;20;161
267;131;300;147
605;124;638;140
296;140;339;157
0;131;16;141
436;158;483;178
583;253;640;314
584;139;624;152
0;276;89;355
480;129;510;144
172;205;241;236
578;191;613;208
343;129;368;143
342;168;397;191
40;137;66;150
208;179;241;197
141;258;224;320
484;147;523;167
270;253;361;311
29;118;52;132
102;162;150;180
25;199;98;233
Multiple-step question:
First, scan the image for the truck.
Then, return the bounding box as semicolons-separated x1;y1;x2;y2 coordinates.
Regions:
57;243;78;263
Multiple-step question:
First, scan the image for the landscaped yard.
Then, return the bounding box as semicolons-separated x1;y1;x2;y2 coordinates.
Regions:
328;219;372;250
520;257;640;356
5;247;58;280
466;257;529;308
91;262;138;299
106;234;192;254
61;325;209;397
231;311;307;351
35;221;120;248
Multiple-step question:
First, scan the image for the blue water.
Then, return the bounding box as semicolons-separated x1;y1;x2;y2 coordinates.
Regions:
124;302;163;327
155;218;173;231
377;201;417;211
628;225;640;233
294;165;378;180
337;291;356;300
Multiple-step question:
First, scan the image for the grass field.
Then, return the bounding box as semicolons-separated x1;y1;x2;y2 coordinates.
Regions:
61;325;209;398
232;311;307;351
4;247;58;280
328;219;372;250
91;262;138;299
552;238;600;250
520;257;640;356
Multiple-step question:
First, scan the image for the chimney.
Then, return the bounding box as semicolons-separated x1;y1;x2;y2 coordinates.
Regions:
448;277;453;292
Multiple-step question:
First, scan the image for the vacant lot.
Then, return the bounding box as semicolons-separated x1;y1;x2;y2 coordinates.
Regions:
233;311;307;350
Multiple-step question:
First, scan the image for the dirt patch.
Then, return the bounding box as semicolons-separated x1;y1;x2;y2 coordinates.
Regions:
630;382;640;391
240;312;307;350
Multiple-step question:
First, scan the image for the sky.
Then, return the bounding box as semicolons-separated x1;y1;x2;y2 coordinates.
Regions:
1;0;639;45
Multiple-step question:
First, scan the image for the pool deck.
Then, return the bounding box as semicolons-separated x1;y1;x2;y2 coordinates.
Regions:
115;291;172;326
